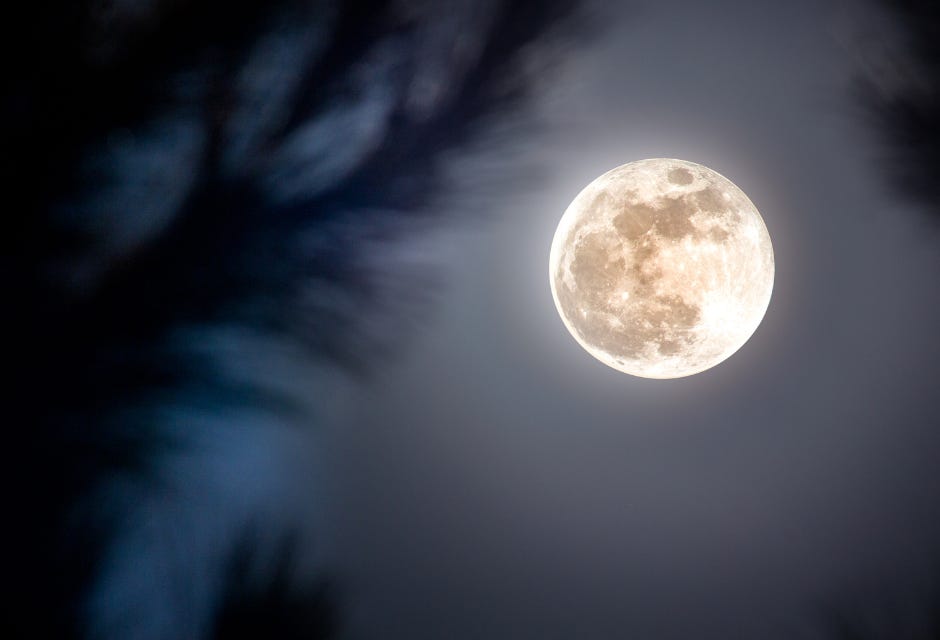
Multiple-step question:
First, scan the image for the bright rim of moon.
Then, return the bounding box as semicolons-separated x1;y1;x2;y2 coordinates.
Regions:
549;158;774;379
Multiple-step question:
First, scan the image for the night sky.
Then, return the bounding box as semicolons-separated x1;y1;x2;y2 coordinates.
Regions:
319;1;940;638
10;1;940;639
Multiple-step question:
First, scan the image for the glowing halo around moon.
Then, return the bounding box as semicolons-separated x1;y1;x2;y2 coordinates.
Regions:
549;158;774;379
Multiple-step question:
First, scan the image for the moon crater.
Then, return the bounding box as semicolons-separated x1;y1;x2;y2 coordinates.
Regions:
549;158;774;379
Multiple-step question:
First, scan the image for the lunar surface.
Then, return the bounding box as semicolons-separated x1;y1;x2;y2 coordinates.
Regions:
549;158;774;379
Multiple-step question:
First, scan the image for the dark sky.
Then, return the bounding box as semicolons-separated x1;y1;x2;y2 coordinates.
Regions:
28;1;940;638
316;1;940;638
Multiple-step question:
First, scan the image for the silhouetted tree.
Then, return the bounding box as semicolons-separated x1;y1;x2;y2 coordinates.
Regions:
867;0;940;218
1;1;584;637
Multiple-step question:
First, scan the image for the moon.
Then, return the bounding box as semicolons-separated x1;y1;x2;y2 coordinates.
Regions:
549;158;774;379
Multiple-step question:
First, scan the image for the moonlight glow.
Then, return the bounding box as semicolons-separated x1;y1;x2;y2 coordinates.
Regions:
549;158;774;379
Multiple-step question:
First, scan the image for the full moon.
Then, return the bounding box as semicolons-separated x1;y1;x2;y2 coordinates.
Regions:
549;158;774;379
